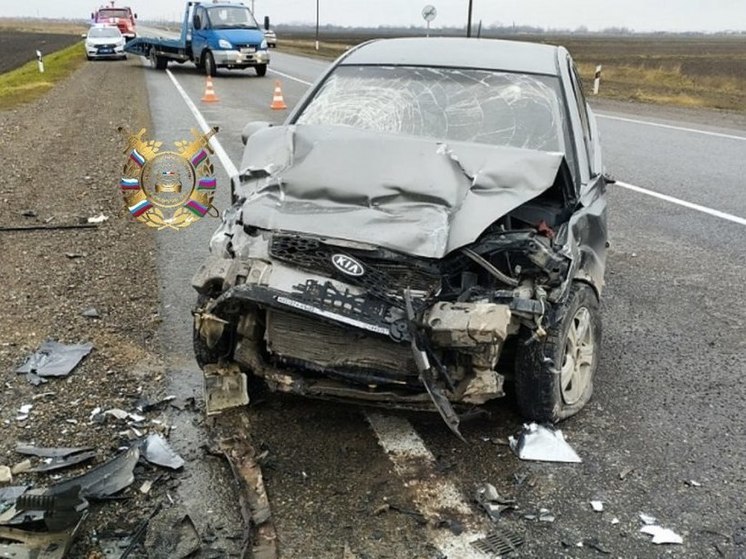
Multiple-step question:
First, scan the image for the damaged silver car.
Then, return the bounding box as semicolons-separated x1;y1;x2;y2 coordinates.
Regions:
192;37;608;438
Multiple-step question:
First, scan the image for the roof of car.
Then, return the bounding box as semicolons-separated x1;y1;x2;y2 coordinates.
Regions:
341;37;562;76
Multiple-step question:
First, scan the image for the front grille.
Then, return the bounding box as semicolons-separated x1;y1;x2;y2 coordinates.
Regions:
266;309;419;384
270;235;440;308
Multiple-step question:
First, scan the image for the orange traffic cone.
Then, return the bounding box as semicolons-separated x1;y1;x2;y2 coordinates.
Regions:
270;80;287;110
201;77;219;103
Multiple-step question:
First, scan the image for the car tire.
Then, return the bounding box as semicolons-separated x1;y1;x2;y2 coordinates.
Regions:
255;63;267;77
149;49;167;70
514;282;601;423
205;51;217;77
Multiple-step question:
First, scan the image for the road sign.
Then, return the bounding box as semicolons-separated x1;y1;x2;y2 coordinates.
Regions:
422;4;437;22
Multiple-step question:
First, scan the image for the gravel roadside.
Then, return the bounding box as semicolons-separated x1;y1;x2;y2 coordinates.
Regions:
0;58;176;556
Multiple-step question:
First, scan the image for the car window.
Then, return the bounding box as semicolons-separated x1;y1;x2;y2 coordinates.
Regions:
296;65;570;153
89;27;122;38
98;9;130;19
207;6;258;29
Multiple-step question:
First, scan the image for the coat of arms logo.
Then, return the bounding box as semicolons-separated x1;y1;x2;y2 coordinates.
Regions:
119;127;218;229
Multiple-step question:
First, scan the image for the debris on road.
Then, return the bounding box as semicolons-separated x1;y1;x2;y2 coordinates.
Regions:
0;467;11;485
591;500;604;512
46;446;139;499
619;466;634;480
144;506;201;559
140;434;184;470
16;404;33;421
16;444;95;458
11;460;31;475
584;537;611;554
82;307;101;319
15;341;94;378
639;513;657;525
508;423;582;463
474;483;516;521
215;415;277;559
0;511;87;559
685;479;702;487
640;525;683;544
471;527;525;555
27;450;98;473
87;213;109;224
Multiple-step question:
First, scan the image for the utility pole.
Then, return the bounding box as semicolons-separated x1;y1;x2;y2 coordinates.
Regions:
466;0;473;38
315;0;320;50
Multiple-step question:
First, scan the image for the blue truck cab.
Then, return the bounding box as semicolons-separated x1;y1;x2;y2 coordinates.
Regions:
126;1;270;77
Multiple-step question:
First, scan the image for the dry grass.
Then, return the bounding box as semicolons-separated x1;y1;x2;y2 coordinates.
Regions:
0;41;86;109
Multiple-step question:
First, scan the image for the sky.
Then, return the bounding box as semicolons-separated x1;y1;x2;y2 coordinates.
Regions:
0;0;744;32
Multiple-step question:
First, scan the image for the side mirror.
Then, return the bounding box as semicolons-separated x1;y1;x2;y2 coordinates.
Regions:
263;16;270;31
81;33;88;38
242;121;272;145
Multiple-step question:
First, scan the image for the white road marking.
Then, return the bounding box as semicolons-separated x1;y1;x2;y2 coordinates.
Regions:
597;114;746;141
366;413;489;558
268;68;313;86
165;69;240;179
616;181;746;226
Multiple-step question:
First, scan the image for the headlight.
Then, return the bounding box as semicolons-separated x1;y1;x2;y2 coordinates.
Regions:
85;41;93;49
218;39;232;49
260;39;268;49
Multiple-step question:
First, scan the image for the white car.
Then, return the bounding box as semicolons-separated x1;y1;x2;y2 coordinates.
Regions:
85;25;127;60
263;28;277;48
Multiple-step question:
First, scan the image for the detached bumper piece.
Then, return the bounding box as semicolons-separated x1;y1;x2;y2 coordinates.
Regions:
203;363;249;415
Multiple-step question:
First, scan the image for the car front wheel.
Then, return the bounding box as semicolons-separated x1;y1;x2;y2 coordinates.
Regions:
255;63;267;77
514;282;601;423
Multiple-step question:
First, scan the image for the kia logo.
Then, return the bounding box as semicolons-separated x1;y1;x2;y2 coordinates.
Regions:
331;254;365;277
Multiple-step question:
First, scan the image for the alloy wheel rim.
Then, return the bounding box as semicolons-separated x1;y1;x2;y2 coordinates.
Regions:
560;306;594;405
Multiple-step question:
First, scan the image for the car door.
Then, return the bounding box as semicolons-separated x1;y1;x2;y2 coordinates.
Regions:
191;6;208;61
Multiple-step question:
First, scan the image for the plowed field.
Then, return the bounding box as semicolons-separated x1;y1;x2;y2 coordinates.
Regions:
0;31;81;73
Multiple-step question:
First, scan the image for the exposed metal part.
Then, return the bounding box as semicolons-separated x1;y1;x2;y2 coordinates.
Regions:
471;527;525;555
203;363;249;415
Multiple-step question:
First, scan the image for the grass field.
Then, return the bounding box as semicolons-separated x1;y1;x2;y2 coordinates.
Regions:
277;34;746;112
0;41;86;110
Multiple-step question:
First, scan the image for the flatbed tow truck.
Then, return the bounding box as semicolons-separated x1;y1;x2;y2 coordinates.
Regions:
125;1;270;76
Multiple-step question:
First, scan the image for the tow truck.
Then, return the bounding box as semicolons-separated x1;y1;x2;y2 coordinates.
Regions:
125;1;270;76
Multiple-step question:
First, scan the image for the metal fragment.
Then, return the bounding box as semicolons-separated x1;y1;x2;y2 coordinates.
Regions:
471;527;524;555
509;423;582;463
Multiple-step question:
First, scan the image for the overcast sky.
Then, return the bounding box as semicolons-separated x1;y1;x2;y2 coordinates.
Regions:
0;0;743;32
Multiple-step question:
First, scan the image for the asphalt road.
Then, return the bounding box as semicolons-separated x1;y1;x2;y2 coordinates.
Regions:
133;43;746;558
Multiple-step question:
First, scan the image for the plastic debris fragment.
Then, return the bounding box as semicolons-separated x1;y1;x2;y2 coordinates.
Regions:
15;341;93;378
474;483;516;521
140;434;184;470
591;500;604;512
640;525;683;544
509;423;582;463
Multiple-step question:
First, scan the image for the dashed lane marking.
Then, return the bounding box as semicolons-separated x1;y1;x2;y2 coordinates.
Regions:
268;67;313;86
165;69;240;180
616;181;746;226
366;413;489;558
597;113;746;141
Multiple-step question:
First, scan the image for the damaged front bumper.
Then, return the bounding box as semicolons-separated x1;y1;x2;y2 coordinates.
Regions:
191;228;571;434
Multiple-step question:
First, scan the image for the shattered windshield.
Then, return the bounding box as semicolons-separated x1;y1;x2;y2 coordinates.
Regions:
296;65;568;153
207;6;258;29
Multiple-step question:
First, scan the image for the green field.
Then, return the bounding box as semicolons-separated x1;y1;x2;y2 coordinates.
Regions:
278;34;746;112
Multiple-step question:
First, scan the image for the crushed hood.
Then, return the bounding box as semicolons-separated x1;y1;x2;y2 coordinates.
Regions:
234;125;566;259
